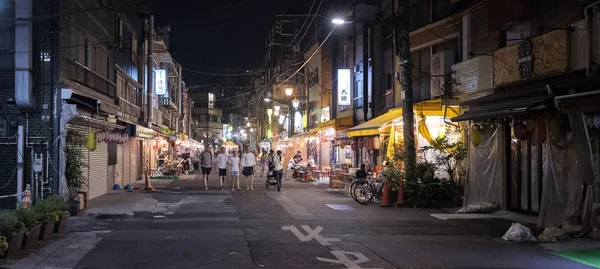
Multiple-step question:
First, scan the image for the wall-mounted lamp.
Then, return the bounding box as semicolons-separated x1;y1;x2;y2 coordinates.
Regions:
285;88;293;96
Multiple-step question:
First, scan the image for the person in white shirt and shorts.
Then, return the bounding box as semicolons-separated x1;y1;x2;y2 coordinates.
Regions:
229;149;241;190
216;147;229;190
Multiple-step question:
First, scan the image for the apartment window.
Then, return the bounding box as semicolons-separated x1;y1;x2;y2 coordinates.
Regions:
355;79;363;108
131;37;138;62
0;4;14;71
117;74;126;98
116;16;123;48
411;47;431;102
128;84;138;106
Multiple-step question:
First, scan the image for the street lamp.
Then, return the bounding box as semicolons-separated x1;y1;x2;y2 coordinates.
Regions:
292;99;300;109
331;18;347;25
264;98;271;102
279;114;285;125
285;87;293;96
246;122;251;127
274;105;280;116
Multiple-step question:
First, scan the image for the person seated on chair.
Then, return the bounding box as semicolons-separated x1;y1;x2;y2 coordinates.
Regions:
355;163;367;179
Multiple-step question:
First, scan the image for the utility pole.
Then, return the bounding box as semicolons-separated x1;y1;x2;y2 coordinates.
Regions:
396;0;416;181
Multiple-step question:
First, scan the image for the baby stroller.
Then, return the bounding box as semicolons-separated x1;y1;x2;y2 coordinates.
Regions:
265;167;278;189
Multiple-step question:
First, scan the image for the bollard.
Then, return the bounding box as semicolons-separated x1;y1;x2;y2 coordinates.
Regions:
21;184;31;208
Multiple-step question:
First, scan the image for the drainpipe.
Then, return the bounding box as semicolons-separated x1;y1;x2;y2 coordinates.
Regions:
585;1;600;76
16;126;24;202
147;15;154;128
363;23;371;122
177;64;182;133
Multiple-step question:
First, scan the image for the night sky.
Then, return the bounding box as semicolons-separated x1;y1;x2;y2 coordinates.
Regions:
151;0;288;85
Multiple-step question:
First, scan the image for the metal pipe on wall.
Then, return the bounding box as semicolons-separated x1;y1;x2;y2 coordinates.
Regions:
147;15;155;128
16;126;24;202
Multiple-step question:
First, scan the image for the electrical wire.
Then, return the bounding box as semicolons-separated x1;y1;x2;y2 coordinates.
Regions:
287;0;319;45
292;0;325;47
277;25;337;87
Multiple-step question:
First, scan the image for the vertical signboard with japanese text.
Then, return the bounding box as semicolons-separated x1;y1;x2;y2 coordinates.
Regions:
208;93;215;109
155;69;167;96
337;69;351;106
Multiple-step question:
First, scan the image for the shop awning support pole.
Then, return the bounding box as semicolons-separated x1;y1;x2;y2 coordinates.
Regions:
397;0;415;187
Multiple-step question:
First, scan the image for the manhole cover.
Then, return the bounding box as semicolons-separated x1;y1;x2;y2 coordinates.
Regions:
326;204;354;210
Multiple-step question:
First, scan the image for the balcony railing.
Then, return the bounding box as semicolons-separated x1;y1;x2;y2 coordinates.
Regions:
162;114;171;127
71;60;116;98
116;97;141;119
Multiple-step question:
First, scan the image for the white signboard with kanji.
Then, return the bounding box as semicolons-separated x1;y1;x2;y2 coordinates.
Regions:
337;69;351;106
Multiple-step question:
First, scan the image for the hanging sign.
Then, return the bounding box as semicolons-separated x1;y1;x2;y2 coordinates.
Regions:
337;69;351;106
155;69;167;96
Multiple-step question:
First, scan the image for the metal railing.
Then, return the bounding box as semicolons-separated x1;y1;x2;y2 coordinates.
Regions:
71;60;117;98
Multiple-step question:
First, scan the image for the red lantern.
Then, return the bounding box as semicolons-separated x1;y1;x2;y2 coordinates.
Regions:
536;117;547;142
513;121;530;140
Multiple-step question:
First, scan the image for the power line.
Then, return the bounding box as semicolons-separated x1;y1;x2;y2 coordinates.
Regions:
277;26;337;87
287;0;319;45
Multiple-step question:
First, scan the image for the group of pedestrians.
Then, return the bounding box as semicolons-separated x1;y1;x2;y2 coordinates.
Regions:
198;146;258;191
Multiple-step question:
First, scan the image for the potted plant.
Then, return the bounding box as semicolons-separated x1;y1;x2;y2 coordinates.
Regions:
14;207;41;248
0;236;8;258
33;197;59;240
66;129;88;216
0;213;27;258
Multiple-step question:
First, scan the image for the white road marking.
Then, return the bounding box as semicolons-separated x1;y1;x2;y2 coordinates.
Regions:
317;250;383;269
281;225;341;246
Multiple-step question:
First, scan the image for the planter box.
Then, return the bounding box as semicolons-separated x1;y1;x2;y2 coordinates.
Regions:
39;221;55;240
68;201;80;216
54;216;69;234
22;224;41;249
2;232;24;259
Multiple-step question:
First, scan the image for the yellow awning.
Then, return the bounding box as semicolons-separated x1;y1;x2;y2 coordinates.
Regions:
319;116;354;129
348;108;403;137
289;129;319;140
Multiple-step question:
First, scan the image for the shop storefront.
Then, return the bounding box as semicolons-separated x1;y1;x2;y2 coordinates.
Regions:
316;116;353;173
67;115;125;200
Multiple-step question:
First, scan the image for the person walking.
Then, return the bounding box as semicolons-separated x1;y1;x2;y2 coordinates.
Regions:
216;147;229;190
273;150;284;191
200;147;213;190
229;149;241;191
259;149;267;177
241;147;256;190
182;148;191;175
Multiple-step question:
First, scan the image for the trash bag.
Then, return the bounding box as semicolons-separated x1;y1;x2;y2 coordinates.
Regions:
537;227;564;243
502;223;537;242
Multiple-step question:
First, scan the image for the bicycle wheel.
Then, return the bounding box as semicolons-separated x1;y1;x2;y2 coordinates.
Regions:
355;184;374;205
350;179;368;202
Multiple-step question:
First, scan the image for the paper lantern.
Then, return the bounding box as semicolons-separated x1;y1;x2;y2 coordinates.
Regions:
536;118;547;142
87;131;97;151
525;119;535;131
513;122;530;140
549;119;561;143
373;136;381;150
471;127;481;146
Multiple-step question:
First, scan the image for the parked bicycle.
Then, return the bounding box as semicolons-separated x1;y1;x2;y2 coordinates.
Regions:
350;175;386;205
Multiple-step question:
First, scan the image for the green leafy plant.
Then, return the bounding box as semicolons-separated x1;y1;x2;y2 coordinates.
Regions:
14;208;40;235
403;162;459;208
0;213;26;237
0;236;8;256
66;129;88;202
33;195;68;222
420;135;467;184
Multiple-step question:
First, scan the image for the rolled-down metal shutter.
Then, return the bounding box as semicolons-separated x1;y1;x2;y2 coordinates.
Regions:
88;142;108;200
121;140;130;186
130;138;140;182
116;144;123;187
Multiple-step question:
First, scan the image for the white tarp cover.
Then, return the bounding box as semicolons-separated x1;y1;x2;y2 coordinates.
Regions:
537;113;591;231
58;102;78;198
459;123;504;213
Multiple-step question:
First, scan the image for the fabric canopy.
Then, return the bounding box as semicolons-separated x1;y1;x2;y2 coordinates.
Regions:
348;109;403;137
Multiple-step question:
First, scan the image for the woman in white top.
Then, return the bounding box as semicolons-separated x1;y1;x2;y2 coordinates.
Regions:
241;147;256;190
228;149;241;191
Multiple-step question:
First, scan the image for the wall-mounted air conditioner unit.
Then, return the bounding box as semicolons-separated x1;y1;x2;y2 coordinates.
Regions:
430;50;455;98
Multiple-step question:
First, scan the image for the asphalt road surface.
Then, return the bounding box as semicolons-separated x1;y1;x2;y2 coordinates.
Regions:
18;174;595;269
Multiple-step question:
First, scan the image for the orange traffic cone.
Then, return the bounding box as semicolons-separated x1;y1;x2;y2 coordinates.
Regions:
396;179;406;207
379;181;393;207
